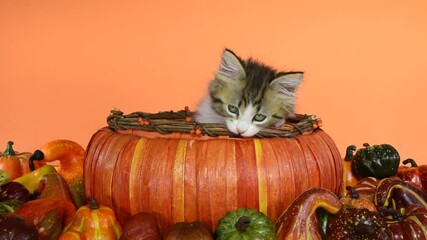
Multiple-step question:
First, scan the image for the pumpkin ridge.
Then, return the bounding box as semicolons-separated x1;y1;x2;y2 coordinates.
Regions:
111;137;138;221
129;138;147;213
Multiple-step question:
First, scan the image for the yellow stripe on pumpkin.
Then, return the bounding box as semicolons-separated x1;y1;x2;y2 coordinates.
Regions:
129;138;148;213
172;140;187;222
254;139;268;214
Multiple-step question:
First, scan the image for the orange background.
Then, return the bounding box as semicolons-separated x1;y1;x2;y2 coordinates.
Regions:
1;1;426;165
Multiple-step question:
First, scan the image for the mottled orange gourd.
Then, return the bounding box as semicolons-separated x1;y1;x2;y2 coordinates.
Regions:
38;140;85;207
59;197;123;240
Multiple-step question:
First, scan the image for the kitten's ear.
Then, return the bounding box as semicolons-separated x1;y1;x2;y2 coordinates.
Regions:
270;73;303;96
216;49;246;81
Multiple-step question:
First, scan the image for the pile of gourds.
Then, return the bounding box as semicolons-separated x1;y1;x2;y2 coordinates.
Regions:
275;143;427;239
1;139;427;239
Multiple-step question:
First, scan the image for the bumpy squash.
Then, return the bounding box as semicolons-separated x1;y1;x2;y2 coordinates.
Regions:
60;197;122;240
216;208;276;240
84;110;342;231
351;143;400;179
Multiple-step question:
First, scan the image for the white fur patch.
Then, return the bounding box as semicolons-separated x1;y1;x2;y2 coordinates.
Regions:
194;96;225;124
226;104;261;137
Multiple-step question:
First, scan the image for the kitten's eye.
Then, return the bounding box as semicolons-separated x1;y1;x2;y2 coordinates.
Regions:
253;114;266;122
227;105;239;115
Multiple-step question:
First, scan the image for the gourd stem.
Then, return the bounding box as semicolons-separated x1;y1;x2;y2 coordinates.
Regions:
402;158;418;167
345;145;357;161
235;216;251;233
379;207;404;222
346;186;360;199
88;196;100;210
3;141;16;156
28;150;45;171
355;222;375;235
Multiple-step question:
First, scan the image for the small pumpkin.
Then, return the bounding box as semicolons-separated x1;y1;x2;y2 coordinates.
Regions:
0;141;45;181
216;208;276;240
397;158;427;192
352;143;400;179
163;221;213;240
60;196;123;240
120;212;161;240
327;206;392;239
339;186;377;212
380;205;427;239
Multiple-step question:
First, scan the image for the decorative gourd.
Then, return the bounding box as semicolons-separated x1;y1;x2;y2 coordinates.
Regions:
353;177;379;203
84;110;343;231
0;181;32;202
120;212;161;240
375;177;427;210
327;206;392;239
60;197;123;240
216;208;276;240
0;214;39;240
351;143;400;179
339;186;377;212
0;169;10;186
36;139;86;207
397;158;427;191
0;141;45;181
380;205;427;239
275;188;342;239
0;199;23;214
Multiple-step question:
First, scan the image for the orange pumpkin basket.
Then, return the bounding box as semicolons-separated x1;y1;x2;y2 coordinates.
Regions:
84;107;342;231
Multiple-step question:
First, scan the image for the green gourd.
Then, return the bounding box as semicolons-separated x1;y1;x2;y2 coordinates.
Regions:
216;208;277;240
0;199;23;214
351;143;400;179
0;169;10;186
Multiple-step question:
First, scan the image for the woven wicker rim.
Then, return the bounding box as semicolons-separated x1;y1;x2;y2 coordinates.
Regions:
107;108;322;138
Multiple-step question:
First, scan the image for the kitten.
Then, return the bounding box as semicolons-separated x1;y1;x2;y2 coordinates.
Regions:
195;49;303;137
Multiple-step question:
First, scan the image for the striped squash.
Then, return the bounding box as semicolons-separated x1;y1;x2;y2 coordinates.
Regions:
84;127;342;231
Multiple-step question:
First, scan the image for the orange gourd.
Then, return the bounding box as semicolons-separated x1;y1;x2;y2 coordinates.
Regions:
84;125;343;231
37;140;85;207
339;186;378;212
59;197;123;240
0;141;45;181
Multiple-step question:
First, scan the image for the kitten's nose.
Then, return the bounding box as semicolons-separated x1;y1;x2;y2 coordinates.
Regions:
237;123;249;134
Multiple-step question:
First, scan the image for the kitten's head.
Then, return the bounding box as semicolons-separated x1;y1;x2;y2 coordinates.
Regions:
209;49;303;137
